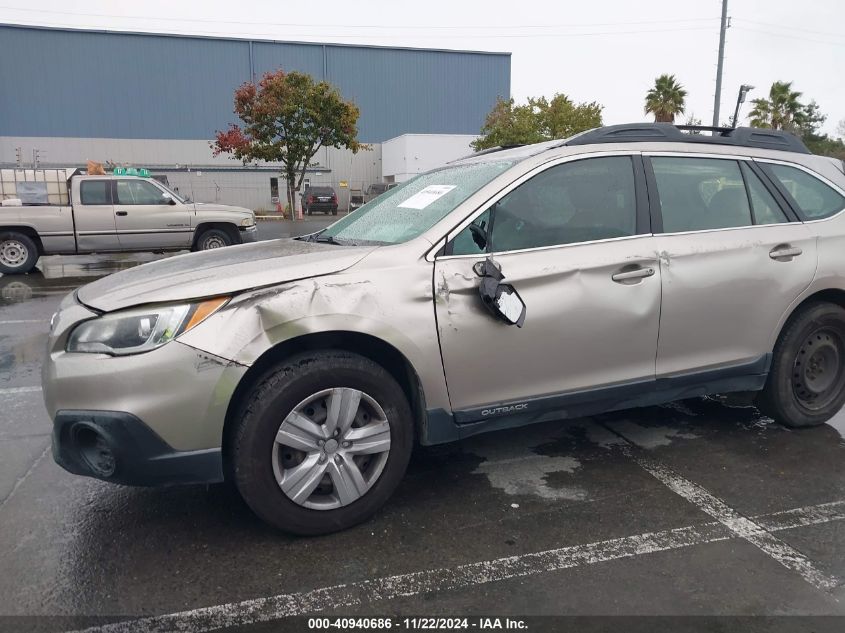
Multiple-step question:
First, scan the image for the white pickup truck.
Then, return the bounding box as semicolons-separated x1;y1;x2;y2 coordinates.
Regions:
0;168;257;274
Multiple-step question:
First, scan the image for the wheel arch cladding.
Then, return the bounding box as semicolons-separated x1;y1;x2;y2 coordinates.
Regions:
193;222;239;246
221;331;427;475
0;227;44;255
782;289;845;334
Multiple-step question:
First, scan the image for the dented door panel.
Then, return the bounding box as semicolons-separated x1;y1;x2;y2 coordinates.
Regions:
433;237;661;412
177;245;453;415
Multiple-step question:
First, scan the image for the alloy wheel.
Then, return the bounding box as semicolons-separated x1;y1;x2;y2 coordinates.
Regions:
272;388;391;510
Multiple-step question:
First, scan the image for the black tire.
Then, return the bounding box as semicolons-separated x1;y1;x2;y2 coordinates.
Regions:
758;302;845;428
332;209;338;216
231;351;413;535
0;232;39;274
196;228;233;251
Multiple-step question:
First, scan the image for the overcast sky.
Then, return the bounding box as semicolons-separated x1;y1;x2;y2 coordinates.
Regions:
3;0;843;136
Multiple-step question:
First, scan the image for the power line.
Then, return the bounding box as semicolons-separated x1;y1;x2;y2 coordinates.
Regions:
733;26;845;47
0;6;720;30
732;17;844;39
0;20;716;40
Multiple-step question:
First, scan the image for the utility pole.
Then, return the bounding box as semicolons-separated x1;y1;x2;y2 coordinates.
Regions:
712;0;729;130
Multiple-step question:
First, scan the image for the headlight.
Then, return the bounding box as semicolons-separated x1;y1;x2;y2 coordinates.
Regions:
66;297;228;355
241;216;254;227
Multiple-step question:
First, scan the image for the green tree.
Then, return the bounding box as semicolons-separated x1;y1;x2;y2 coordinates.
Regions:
533;94;603;140
472;94;603;151
748;81;805;131
213;70;363;211
644;74;687;122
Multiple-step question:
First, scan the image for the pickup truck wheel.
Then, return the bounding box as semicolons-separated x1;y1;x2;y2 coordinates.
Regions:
0;232;39;275
231;351;413;535
197;228;232;250
757;302;845;428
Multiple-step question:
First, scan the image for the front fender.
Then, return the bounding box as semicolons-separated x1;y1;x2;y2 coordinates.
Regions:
177;273;452;413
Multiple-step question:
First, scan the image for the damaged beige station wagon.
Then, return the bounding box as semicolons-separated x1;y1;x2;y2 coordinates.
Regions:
43;124;845;535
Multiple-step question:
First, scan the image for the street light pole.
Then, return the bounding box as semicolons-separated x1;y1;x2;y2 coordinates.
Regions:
731;84;754;128
712;0;729;130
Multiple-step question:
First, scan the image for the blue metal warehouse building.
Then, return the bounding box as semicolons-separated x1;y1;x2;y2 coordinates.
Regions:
0;24;511;209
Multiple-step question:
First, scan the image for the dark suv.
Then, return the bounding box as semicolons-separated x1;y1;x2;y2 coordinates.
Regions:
302;186;338;215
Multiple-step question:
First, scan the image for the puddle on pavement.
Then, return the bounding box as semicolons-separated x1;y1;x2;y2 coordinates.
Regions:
0;253;177;305
465;422;589;501
602;420;700;449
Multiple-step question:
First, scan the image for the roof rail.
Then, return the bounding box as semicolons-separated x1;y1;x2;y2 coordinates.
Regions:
564;123;810;154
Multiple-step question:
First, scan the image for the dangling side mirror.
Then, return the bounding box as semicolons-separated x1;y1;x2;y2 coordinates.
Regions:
474;257;527;327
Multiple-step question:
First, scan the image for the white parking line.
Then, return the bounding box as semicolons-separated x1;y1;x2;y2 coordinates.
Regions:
624;448;839;591
69;499;845;633
0;385;42;395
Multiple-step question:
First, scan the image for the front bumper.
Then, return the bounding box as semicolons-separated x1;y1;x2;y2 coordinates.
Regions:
239;224;259;243
52;410;223;486
43;294;248;484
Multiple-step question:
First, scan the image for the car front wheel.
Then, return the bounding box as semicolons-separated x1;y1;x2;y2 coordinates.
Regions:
758;301;845;427
230;351;413;535
196;228;233;250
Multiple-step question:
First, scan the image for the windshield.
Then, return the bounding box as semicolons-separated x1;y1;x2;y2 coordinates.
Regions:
154;180;187;204
322;160;514;245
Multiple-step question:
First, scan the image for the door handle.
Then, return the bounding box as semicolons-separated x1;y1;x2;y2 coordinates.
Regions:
612;267;655;283
116;210;128;216
769;245;802;260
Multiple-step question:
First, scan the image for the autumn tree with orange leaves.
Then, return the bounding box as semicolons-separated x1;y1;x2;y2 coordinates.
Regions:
213;70;363;212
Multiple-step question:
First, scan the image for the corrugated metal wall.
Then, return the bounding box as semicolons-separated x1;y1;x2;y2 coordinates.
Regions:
0;25;510;143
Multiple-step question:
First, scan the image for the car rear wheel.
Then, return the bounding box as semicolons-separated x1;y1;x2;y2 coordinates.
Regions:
197;228;233;250
231;351;413;535
758;302;845;428
0;232;39;274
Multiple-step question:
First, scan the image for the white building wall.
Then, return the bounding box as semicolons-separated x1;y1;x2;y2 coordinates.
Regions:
382;134;478;183
0;136;383;211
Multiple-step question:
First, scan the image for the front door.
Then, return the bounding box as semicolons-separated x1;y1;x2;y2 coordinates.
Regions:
73;179;120;251
113;179;192;250
646;155;817;376
433;154;662;421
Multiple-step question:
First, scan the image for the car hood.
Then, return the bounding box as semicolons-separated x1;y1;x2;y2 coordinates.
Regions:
193;202;253;217
76;239;376;312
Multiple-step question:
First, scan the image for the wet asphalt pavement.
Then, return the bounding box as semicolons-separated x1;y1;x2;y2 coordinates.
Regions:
1;218;845;631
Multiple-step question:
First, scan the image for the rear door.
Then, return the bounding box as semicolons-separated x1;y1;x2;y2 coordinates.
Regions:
113;179;192;249
646;154;817;377
73;179;120;251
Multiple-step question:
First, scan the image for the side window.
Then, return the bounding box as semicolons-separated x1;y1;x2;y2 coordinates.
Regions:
652;157;752;232
451;209;491;256
80;180;111;205
739;163;788;225
766;164;845;220
452;156;637;254
116;180;166;205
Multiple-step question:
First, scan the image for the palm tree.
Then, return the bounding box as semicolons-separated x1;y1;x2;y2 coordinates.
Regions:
748;81;804;131
645;74;687;122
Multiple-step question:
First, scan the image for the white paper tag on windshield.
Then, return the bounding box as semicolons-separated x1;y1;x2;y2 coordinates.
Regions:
397;185;456;210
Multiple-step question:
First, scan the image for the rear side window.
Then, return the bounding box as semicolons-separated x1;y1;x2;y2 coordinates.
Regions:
766;164;845;220
652;157;752;232
740;163;789;225
80;180;111;205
